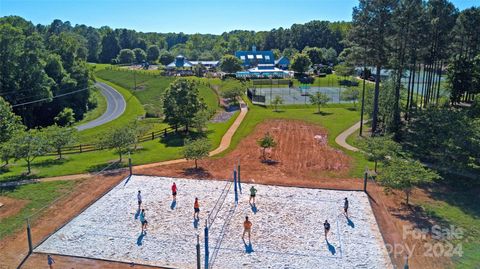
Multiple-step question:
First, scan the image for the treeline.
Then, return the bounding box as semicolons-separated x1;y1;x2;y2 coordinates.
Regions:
7;16;349;65
347;1;480;178
0;16;93;128
346;0;480;134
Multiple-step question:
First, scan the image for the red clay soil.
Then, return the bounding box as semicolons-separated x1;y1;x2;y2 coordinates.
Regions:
1;119;451;269
0;197;28;220
138;119;353;187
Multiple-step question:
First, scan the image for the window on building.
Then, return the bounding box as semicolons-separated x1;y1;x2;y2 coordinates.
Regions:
240;56;245;60
247;55;254;59
256;54;263;59
265;55;270;60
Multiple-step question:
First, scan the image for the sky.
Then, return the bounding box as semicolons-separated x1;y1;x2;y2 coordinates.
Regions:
1;0;478;34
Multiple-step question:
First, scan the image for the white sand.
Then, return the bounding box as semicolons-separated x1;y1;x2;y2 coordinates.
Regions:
35;175;392;269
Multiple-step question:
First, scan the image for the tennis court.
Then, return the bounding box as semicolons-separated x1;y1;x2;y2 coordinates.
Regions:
35;175;392;269
249;86;350;105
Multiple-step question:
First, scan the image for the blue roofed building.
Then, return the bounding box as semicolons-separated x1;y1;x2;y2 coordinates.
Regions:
235;45;275;68
275;56;290;70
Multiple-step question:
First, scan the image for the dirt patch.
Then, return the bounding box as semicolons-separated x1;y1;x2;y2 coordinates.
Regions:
138;119;352;185
0;196;28;220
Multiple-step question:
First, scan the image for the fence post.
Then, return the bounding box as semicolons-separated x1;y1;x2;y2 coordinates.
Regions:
363;170;368;192
26;218;33;254
196;234;201;269
164;128;167;137
204;220;209;269
79;144;83;153
234;169;238;205
237;163;242;194
129;157;133;176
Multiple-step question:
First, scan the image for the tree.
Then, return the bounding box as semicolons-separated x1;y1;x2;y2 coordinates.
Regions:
334;63;355;78
448;57;473;105
146;45;160;62
99;30;120;63
271;95;284;112
359;135;402;172
133;48;146;63
0;97;23;144
0;142;14;167
117;49;135;64
309;92;330;113
220;55;242;73
222;86;244;105
257;132;277;161
193;63;206;77
324;48;338;64
100;126;136;161
291;53;312;74
163;79;207;132
302;47;324;65
159;50;175;65
11;129;50;174
379;157;440;205
282;47;299;59
348;0;396;135
44;125;77;159
54;107;75;126
192;109;211;134
183;138;211;169
341;88;360;108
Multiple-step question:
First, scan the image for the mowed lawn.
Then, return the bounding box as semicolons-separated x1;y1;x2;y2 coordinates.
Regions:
0;111;238;182
95;68;219;117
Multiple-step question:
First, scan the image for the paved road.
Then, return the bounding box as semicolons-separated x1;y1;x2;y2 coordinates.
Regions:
76;82;126;131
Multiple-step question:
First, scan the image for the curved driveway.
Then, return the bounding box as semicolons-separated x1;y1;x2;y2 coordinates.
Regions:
76;82;126;131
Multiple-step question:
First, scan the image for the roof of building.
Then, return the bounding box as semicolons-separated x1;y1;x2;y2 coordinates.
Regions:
235;50;275;66
167;55;220;68
275;56;290;65
190;61;220;66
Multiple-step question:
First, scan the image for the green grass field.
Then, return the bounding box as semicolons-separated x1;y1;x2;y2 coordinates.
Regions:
95;68;219;117
0;180;78;239
0;110;238;182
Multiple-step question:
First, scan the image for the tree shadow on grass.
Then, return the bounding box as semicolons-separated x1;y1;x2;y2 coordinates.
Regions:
86;161;126;173
390;203;449;231
32;158;69;169
313;111;333;116
160;130;212;148
345;107;358;111
183;167;212;178
0;165;11;174
0;173;39;184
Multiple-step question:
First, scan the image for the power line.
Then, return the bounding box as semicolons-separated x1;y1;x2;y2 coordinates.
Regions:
12;86;93;108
